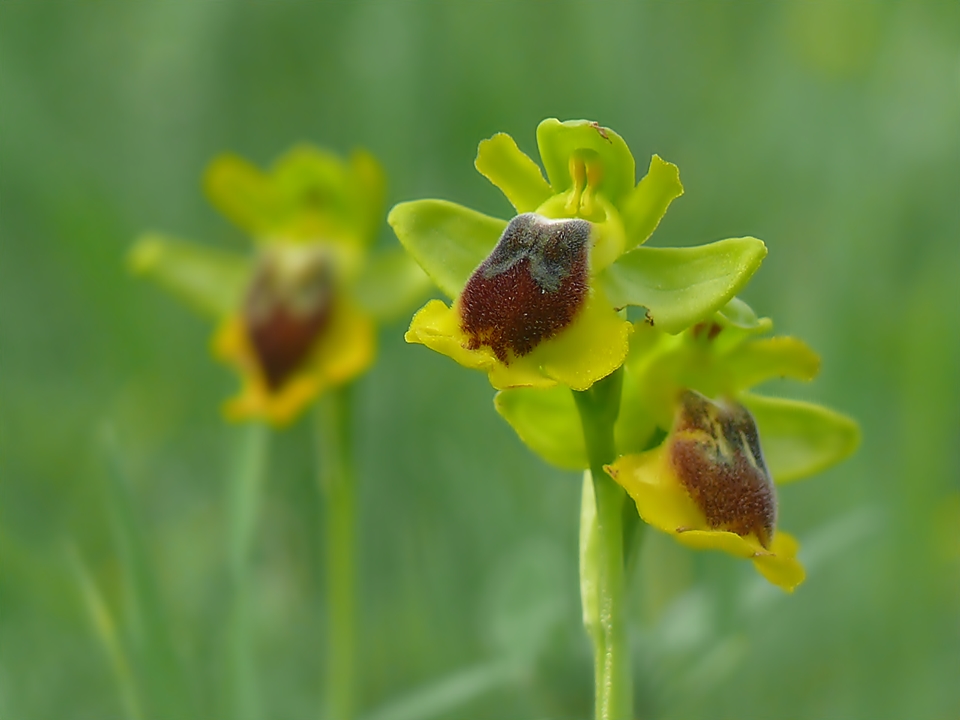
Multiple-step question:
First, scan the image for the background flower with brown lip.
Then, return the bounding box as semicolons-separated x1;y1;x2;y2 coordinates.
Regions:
129;144;429;720
131;145;428;425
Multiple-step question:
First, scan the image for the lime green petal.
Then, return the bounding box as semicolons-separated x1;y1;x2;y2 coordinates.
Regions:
620;155;684;249
529;290;632;392
129;234;250;319
271;145;353;235
388;200;507;298
741;393;860;484
724;336;821;390
204;154;281;236
352;248;431;321
536;119;636;206
273;145;349;203
600;237;767;334
717;296;769;331
475;133;553;213
349;148;388;245
494;387;587;470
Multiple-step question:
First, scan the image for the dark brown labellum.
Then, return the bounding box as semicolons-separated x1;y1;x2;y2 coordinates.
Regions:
459;213;592;363
669;390;777;547
243;246;335;390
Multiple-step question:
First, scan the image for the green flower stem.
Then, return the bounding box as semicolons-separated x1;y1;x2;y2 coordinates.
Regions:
573;368;633;720
226;421;269;720
316;386;358;720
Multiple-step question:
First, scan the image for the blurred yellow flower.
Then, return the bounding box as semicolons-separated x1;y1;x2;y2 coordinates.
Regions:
131;145;427;425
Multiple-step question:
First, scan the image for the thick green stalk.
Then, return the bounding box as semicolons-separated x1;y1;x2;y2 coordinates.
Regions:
226;421;269;720
573;368;633;720
316;387;358;720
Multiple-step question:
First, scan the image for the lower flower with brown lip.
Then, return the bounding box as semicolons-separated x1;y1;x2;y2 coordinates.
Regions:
606;389;805;592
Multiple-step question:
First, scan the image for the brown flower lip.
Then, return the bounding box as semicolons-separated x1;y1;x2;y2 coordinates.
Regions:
459;213;593;364
243;247;335;390
670;390;777;547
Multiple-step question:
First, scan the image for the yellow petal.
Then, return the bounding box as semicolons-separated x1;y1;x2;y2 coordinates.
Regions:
673;529;804;592
405;290;631;391
605;446;704;533
531;288;631;391
607;446;806;592
673;529;762;558
214;296;375;426
752;531;805;592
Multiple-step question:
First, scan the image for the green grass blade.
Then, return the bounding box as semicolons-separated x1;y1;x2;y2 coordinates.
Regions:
100;427;193;720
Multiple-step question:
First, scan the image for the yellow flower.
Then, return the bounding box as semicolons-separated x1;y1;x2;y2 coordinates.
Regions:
496;298;859;591
391;119;767;391
607;389;805;592
131;146;427;425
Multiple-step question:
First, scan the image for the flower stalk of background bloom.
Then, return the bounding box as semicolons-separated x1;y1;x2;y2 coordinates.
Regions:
391;119;791;719
131;146;427;720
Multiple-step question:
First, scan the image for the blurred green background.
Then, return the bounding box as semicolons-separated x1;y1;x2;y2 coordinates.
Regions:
2;2;958;719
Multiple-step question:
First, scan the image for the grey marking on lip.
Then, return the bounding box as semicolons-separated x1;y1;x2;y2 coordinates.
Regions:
479;213;592;293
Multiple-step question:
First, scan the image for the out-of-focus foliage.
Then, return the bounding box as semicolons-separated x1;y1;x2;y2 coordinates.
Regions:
1;2;958;720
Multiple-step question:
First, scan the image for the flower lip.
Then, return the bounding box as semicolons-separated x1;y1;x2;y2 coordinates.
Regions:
459;213;592;363
670;390;777;547
243;245;335;390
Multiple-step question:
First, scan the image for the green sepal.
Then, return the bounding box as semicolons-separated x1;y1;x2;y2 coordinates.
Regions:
536;119;636;206
613;361;663;456
716;296;769;331
620;155;683;249
599;237;767;334
347;148;388;247
494;387;587;471
204;154;279;237
352;248;432;322
204;146;384;245
724;337;821;390
388;199;506;298
270;145;357;237
741;393;861;484
475;133;553;213
129;234;250;319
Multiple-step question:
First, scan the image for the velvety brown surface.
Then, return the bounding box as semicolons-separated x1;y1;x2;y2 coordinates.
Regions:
670;391;776;547
243;254;334;390
459;213;591;363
